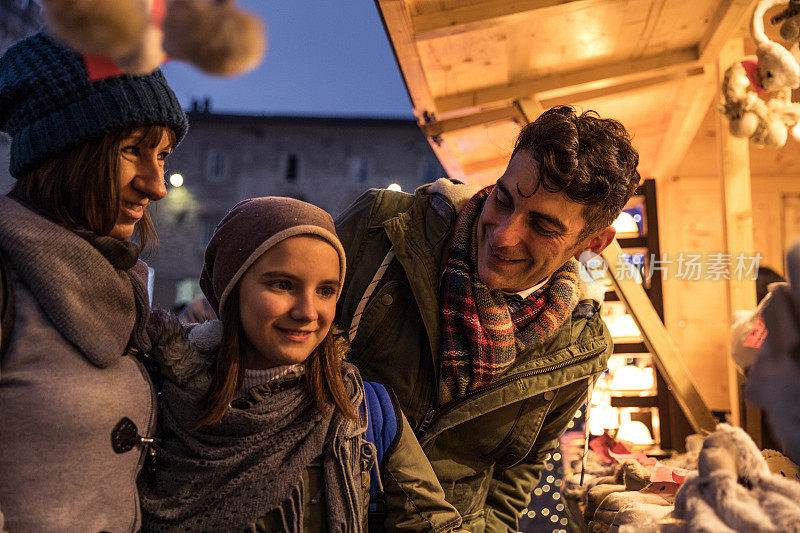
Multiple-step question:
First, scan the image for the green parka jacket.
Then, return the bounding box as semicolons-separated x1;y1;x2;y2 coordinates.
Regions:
335;179;612;532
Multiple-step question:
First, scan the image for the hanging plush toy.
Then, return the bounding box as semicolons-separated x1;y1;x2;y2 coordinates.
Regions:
772;0;800;42
720;0;800;148
40;0;266;77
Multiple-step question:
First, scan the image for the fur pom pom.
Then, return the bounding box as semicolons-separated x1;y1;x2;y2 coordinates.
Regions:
42;0;149;57
162;0;266;76
114;25;166;75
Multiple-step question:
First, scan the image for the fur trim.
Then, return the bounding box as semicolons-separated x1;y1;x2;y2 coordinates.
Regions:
188;319;223;353
426;177;483;213
670;424;800;532
146;309;213;393
578;277;606;304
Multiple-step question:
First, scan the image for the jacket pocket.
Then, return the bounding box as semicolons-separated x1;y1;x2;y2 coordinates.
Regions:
348;279;431;421
482;394;550;470
349;280;408;366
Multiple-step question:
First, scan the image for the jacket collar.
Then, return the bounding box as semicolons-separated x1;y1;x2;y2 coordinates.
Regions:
0;195;148;367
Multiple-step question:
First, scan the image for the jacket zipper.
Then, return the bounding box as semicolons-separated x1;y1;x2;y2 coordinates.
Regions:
416;345;605;438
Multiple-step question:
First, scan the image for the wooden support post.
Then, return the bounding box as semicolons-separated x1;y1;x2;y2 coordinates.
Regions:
715;38;758;435
601;241;718;435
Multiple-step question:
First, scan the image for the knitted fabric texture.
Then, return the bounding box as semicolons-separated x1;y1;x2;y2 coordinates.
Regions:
239;364;304;395
139;311;366;532
200;196;346;319
439;186;580;404
0;32;188;177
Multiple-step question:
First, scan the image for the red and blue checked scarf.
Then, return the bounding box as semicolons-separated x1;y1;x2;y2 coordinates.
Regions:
439;186;580;405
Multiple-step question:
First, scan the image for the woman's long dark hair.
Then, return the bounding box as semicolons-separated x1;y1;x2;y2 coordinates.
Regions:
9;125;175;251
196;288;359;427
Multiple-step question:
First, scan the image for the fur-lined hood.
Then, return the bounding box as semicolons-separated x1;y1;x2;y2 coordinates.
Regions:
146;309;221;394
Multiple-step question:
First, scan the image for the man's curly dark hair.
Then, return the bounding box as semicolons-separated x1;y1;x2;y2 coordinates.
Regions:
512;105;641;240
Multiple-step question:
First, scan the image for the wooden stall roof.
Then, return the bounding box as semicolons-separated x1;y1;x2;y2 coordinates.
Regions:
376;0;757;185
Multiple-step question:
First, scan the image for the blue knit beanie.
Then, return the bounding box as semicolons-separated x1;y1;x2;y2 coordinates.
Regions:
0;32;188;178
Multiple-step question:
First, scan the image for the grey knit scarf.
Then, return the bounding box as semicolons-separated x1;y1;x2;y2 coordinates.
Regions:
140;313;366;532
0;195;151;363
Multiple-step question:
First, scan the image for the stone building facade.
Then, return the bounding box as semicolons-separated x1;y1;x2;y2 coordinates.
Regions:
147;108;443;307
0;9;445;308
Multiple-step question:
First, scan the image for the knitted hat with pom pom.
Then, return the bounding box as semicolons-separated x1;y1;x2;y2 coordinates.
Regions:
0;32;188;177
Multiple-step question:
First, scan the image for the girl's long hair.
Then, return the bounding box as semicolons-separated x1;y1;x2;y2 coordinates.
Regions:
196;288;359;427
9;125;175;252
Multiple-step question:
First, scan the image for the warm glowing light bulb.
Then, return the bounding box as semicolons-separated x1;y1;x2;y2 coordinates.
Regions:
612;211;639;236
387;183;402;192
169;173;184;187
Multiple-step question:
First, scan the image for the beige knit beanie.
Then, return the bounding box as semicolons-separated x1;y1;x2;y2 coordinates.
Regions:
199;197;346;320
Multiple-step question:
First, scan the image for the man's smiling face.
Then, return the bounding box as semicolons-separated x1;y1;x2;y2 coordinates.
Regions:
476;151;591;292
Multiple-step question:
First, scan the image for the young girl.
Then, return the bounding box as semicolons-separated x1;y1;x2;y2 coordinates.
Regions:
0;32;186;531
140;197;465;532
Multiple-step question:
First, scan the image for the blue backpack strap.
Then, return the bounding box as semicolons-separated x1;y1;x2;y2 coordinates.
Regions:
362;381;402;498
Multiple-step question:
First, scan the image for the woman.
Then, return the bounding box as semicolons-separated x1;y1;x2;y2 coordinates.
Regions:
0;32;187;531
140;197;465;532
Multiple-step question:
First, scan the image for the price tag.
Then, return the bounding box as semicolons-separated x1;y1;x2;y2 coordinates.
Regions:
743;316;768;349
650;461;691;484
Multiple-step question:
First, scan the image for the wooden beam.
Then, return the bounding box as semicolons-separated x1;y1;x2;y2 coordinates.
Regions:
716;38;758;431
434;47;700;113
412;0;614;41
698;0;757;64
375;0;436;116
601;240;718;434
649;70;717;180
428;134;466;182
423;105;524;137
461;155;510;176
517;98;545;123
540;67;704;107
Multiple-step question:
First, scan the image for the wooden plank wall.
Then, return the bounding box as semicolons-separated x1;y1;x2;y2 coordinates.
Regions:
659;103;800;412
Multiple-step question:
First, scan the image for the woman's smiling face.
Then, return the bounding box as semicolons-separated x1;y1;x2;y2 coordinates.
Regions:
237;235;341;369
109;128;172;240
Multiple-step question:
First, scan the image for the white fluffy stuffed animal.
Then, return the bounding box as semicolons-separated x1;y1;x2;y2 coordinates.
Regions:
752;0;800;90
41;0;266;76
718;0;800;148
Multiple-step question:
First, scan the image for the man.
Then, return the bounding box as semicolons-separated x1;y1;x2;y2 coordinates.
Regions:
335;106;640;532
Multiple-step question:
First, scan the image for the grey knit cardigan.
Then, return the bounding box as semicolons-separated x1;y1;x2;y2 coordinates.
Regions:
0;195;156;532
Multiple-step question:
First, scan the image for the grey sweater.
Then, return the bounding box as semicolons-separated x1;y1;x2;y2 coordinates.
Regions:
0;196;156;532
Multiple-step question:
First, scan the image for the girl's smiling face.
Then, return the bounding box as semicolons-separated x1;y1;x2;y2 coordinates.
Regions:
237;235;341;370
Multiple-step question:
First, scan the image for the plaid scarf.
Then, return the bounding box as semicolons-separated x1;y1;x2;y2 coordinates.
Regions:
439;186;580;404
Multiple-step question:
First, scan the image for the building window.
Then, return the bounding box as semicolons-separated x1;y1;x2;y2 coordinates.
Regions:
284;154;299;182
419;158;443;183
349;157;369;184
175;278;204;306
205;150;227;183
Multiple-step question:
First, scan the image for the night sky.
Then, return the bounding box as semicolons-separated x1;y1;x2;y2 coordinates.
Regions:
160;0;414;118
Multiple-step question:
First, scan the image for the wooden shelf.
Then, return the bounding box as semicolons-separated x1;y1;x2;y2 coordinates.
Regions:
611;396;659;408
613;341;649;353
617;236;648;248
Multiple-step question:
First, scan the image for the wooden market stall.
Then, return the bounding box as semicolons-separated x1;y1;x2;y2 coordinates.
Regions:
373;0;799;450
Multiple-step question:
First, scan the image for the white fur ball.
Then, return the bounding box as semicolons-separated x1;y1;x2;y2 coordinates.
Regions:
729;112;759;138
764;121;789;148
